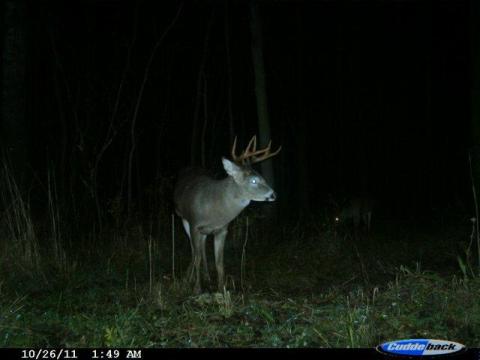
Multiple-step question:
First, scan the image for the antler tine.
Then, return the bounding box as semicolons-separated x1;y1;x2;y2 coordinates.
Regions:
231;135;252;165
250;143;282;164
235;135;257;165
245;135;257;155
230;135;281;165
231;136;239;163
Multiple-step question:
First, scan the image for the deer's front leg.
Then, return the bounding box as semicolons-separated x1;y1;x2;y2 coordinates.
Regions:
200;233;211;282
214;227;227;292
192;229;206;294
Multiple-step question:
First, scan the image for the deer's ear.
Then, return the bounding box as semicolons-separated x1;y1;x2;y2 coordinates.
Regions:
222;157;242;178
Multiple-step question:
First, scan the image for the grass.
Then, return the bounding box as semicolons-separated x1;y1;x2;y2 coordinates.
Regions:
1;263;479;347
1;212;479;347
0;167;478;347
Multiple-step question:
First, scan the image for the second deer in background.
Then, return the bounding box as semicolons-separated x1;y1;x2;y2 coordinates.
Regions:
334;196;374;237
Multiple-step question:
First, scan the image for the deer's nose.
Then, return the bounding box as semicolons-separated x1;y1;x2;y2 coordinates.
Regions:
267;191;276;201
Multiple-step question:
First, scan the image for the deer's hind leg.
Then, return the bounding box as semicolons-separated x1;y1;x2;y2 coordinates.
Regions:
182;219;195;282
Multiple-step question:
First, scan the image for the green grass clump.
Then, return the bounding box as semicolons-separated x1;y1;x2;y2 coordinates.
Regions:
1;245;479;347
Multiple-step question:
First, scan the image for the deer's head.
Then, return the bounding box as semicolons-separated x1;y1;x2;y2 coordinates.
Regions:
222;135;281;202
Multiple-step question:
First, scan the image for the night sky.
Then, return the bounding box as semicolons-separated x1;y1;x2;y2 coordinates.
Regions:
3;0;471;223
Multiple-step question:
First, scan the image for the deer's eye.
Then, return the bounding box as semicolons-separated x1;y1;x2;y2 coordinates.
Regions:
250;178;257;184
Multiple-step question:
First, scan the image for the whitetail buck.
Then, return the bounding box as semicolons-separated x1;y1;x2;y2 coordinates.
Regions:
334;196;374;236
174;136;281;293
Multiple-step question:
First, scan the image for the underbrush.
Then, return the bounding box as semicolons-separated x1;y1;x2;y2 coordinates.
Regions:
0;166;477;347
0;213;478;347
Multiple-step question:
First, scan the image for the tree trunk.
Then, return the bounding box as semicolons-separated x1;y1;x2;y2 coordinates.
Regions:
249;1;275;189
2;0;28;183
295;8;310;215
191;8;214;166
471;0;480;220
224;2;235;143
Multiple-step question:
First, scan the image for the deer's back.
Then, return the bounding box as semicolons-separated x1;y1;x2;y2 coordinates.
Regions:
351;197;373;213
174;167;210;216
341;196;374;221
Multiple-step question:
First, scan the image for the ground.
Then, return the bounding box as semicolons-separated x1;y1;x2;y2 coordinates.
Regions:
0;213;478;347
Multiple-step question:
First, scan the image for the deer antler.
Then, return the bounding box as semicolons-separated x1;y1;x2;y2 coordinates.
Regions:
231;135;282;165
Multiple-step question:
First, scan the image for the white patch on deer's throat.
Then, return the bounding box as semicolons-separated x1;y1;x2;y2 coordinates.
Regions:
239;198;250;207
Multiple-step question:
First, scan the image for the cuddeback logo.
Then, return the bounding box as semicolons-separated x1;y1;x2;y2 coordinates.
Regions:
377;339;466;356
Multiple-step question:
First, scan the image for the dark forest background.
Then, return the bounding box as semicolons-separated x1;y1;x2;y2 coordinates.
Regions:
1;0;472;225
2;0;480;348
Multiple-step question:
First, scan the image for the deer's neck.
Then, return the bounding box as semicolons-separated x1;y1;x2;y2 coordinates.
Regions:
219;176;251;214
